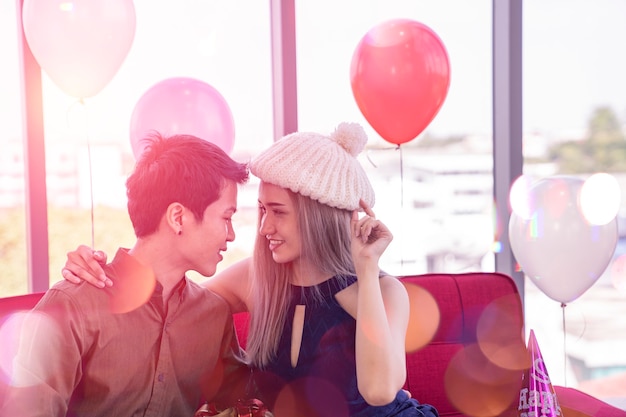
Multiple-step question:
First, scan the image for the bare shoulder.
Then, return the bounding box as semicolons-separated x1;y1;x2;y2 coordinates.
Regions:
337;274;407;297
379;274;409;299
201;257;253;313
335;274;408;317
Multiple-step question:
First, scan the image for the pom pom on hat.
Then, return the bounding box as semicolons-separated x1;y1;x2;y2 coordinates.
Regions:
333;122;368;157
250;122;375;211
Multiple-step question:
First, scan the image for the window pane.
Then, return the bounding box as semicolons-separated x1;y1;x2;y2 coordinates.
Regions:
0;1;27;296
524;0;626;406
2;0;273;294
296;0;493;275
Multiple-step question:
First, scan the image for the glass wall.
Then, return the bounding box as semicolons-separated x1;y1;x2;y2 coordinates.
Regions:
295;0;494;276
523;0;626;407
0;0;274;294
0;0;27;296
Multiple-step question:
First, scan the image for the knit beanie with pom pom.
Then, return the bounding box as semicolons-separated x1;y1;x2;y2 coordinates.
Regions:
250;122;375;211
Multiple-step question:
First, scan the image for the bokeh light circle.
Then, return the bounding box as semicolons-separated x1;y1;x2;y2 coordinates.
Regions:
272;377;349;417
509;174;535;220
580;173;621;225
445;344;522;417
403;283;440;353
476;294;529;371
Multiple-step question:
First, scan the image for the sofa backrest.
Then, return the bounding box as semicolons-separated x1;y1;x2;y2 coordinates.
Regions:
400;272;524;417
0;292;43;318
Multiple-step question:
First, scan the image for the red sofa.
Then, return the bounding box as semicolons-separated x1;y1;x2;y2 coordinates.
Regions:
233;272;626;417
2;273;624;417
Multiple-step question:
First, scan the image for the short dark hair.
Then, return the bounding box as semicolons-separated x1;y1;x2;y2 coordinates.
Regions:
126;133;249;237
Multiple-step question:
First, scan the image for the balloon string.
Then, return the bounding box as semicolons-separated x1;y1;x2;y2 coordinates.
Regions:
365;145;399;168
66;99;95;249
561;302;567;387
365;144;406;271
86;109;95;250
398;144;404;268
398;144;404;209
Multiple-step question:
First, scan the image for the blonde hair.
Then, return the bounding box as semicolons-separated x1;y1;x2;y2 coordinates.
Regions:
246;189;355;367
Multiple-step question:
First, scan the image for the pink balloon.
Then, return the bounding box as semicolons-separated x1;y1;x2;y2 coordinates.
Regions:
129;77;235;158
22;0;136;98
509;176;618;304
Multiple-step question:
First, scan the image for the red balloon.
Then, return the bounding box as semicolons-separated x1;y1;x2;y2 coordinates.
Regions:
350;19;450;145
130;77;235;158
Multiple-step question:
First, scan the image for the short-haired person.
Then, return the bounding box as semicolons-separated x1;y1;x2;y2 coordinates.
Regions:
61;123;440;416
0;134;250;417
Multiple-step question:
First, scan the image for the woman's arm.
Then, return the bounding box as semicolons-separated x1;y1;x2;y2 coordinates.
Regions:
61;245;254;313
354;275;409;405
201;258;254;314
350;203;409;406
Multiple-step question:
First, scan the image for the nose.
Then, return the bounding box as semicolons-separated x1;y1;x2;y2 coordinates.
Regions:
259;213;273;237
226;221;235;242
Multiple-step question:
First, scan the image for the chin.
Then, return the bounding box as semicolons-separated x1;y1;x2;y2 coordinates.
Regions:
200;265;217;278
271;253;294;265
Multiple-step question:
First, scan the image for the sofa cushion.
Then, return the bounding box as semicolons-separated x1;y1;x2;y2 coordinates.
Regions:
555;386;626;417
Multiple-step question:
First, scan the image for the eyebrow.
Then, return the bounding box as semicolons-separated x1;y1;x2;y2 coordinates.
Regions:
258;201;287;208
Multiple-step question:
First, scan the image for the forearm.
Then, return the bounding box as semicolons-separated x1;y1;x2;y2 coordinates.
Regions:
354;267;406;405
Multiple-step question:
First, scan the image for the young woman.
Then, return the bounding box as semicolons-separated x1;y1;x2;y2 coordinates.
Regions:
62;123;439;417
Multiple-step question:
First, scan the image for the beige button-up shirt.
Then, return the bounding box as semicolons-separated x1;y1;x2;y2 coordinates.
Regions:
0;248;247;417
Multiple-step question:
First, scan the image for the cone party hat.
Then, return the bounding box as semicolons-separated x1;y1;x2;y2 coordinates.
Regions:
518;330;562;417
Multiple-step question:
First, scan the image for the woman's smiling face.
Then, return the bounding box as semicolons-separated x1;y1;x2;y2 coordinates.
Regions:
257;182;302;265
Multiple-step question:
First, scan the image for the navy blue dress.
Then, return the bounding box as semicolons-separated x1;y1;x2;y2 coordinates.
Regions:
253;275;439;417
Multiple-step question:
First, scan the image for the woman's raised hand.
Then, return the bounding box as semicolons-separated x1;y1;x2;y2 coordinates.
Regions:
61;245;112;288
351;199;393;267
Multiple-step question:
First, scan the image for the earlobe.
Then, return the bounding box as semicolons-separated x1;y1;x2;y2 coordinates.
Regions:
166;202;185;235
